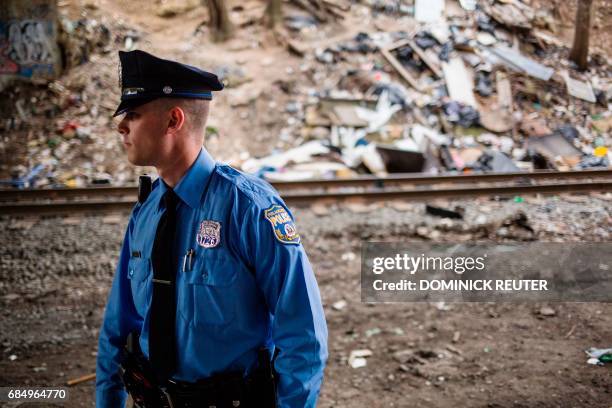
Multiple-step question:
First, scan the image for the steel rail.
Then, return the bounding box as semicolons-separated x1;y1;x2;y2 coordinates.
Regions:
0;169;611;203
1;181;610;216
271;169;612;191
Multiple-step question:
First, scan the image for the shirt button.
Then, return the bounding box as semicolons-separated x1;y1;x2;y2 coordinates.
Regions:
129;269;134;277
202;271;208;279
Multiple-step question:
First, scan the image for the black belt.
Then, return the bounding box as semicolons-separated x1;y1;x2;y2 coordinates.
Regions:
121;337;276;408
161;372;256;408
129;370;271;408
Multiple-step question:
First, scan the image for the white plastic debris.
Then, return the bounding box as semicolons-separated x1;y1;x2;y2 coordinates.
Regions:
459;0;477;11
349;349;373;368
415;0;444;22
585;347;612;366
332;300;347;311
355;91;402;132
342;143;387;176
341;251;356;261
411;124;451;147
241;140;330;174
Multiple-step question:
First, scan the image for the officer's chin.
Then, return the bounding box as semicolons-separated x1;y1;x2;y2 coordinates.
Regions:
126;151;145;167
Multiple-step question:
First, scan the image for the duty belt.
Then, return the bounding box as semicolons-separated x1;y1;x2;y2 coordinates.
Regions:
119;336;276;408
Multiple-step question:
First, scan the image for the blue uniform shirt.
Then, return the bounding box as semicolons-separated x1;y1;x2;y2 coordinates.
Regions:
96;148;328;407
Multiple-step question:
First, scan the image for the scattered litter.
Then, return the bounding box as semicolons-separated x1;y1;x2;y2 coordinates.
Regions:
332;300;347;311
365;327;382;337
376;145;425;173
341;251;356;261
443;101;480;128
527;133;583;169
489;45;554;81
349;349;372;368
458;0;477;11
538;306;556;317
426;205;464;219
594;146;608;158
442;57;477;107
433;301;452;311
415;0;444;23
476;151;521;172
585;347;612;366
562;73;596;103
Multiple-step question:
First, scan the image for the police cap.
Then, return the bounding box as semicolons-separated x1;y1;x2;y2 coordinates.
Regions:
113;50;224;117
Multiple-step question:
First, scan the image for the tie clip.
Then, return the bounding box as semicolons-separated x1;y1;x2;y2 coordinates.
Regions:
152;278;172;285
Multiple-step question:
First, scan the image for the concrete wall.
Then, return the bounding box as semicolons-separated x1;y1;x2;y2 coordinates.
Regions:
0;0;62;87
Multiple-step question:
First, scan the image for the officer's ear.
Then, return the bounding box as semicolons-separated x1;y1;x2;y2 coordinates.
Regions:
166;105;186;135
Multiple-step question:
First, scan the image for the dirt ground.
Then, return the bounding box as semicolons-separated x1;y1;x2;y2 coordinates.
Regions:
1;0;612;407
1;195;611;407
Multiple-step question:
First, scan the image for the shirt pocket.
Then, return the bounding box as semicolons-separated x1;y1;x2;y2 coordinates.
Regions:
179;252;238;327
127;256;151;317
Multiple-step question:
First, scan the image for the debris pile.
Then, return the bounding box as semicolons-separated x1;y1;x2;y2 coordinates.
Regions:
0;0;610;188
238;0;611;182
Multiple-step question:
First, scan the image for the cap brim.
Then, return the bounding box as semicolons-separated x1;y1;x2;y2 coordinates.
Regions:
112;97;159;117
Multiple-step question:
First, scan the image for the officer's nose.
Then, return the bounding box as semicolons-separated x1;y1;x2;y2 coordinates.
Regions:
117;118;129;137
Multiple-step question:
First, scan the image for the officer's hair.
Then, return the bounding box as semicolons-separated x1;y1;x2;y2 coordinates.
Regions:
159;98;210;137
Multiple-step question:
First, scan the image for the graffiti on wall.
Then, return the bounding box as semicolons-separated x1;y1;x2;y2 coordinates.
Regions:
0;19;57;77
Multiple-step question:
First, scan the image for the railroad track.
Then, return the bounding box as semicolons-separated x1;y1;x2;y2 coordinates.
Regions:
0;169;610;215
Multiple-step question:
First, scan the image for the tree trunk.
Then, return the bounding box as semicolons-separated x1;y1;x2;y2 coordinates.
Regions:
204;0;234;42
265;0;283;28
568;0;593;70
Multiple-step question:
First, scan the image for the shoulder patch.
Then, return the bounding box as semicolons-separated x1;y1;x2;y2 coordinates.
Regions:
264;204;301;245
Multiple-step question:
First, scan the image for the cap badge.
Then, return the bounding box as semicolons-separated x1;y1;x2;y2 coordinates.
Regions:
123;87;144;96
162;86;173;94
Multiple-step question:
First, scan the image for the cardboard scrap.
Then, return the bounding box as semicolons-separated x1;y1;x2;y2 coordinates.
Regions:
562;72;596;103
442;57;477;107
527;134;583;167
330;105;369;127
479;71;514;133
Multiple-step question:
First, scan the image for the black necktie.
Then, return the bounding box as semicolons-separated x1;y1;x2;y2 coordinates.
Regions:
149;188;179;381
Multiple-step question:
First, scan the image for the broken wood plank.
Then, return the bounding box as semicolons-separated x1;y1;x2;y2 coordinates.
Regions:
384;38;442;78
67;373;96;386
407;40;443;78
381;47;423;91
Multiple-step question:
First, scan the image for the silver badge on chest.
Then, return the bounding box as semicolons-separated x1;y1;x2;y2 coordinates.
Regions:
196;220;221;248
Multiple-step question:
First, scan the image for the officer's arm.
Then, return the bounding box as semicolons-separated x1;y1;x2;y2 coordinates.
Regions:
239;201;328;408
96;219;141;408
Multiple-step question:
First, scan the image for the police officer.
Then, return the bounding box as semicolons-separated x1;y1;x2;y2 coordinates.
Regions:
96;50;328;407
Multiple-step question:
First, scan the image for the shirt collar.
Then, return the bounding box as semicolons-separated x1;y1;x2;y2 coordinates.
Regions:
158;148;216;209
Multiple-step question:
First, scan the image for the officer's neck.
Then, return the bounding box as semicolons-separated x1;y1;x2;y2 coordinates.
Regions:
156;144;200;188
